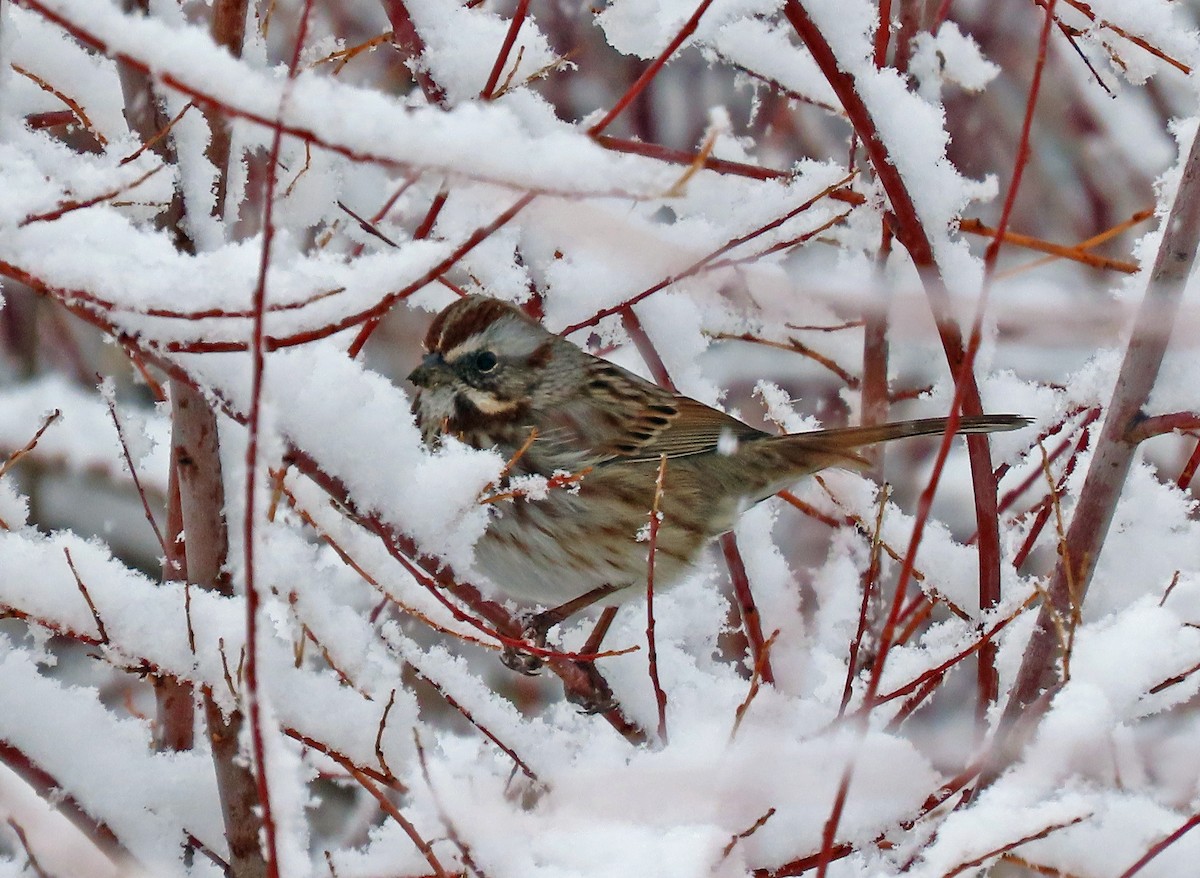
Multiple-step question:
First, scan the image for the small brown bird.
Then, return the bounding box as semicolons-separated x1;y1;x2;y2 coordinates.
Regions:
409;296;1025;672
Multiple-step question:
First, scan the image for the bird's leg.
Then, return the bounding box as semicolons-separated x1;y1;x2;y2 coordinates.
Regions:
564;605;621;714
501;584;621;676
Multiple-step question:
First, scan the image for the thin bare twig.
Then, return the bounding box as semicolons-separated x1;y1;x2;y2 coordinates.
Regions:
720;808;777;860
100;382;166;555
0;409;61;479
239;5;318;877
646;454;670;743
415;731;489;878
374;689;398;780
942;815;1088;877
337;755;451;878
731;629;780;739
10;62;107;145
63;547;108;644
6;818;52;878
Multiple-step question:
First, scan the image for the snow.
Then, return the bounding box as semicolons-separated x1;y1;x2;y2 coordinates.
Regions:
2;0;1200;875
908;22;1000;102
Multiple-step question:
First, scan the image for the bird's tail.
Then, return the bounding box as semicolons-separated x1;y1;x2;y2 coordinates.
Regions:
771;414;1029;472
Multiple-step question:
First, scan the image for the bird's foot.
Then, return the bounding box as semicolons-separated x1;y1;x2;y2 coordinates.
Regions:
500;618;550;676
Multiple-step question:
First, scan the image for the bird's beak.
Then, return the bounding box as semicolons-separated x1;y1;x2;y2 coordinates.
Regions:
407;352;447;388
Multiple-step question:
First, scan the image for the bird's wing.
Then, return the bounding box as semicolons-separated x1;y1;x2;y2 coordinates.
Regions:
614;396;767;462
531;360;765;469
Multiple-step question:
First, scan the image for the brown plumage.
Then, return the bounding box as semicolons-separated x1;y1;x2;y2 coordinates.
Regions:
409;296;1026;668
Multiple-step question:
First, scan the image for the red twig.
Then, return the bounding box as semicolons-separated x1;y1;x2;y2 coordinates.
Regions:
100;381;166;555
19;164;164;226
240;5;317;876
1117;811;1200;877
646;454;670;743
12;2;559;195
410;667;540;782
721;808;777;860
621;308;777;686
621;308;676;391
593;134;790;181
1148;658;1200;695
1127;411;1200;443
863;328;984;709
752;844;853;877
983;0;1057;273
287;448;647;743
141;190;531;343
412;189;448;241
588;0;716;135
336;755;451;878
1012;421;1095;569
373;689;398;780
284;727;402;790
0;741;126;865
815;759;855;878
25;109;76;129
783;0;1005;724
969;0;1056;718
943;815;1088;877
1178;438;1200;490
0;409;61;479
731;629;780;738
873;0;894;67
348;174;418;258
841;485;890;716
10;63;107;146
381;0;447;107
414;731;490;878
481;0;530;99
346;187;448;357
879;599;1033;725
985;408;1097;532
560;174;854;336
5;818;51;878
721;533;776;686
63;547;108;644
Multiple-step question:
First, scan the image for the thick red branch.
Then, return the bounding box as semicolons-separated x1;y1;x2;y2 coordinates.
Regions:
1000;125;1200;733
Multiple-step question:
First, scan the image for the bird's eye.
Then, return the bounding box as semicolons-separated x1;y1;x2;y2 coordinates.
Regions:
473;350;498;373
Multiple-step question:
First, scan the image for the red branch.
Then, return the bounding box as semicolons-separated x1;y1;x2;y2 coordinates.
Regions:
720;533;776;686
972;0;1056;713
560;174;854;336
380;0;447;107
782;0;1003;721
1117;812;1200;877
588;0;716;135
480;0;530;99
0;741;127;865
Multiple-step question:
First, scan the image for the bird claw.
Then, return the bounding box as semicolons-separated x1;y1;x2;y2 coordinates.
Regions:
500;620;549;675
500;643;544;675
567;688;617;715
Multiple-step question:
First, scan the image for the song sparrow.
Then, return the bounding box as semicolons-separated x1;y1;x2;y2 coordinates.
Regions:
409;295;1025;672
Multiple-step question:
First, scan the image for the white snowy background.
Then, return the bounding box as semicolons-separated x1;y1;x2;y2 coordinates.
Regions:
1;0;1199;876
